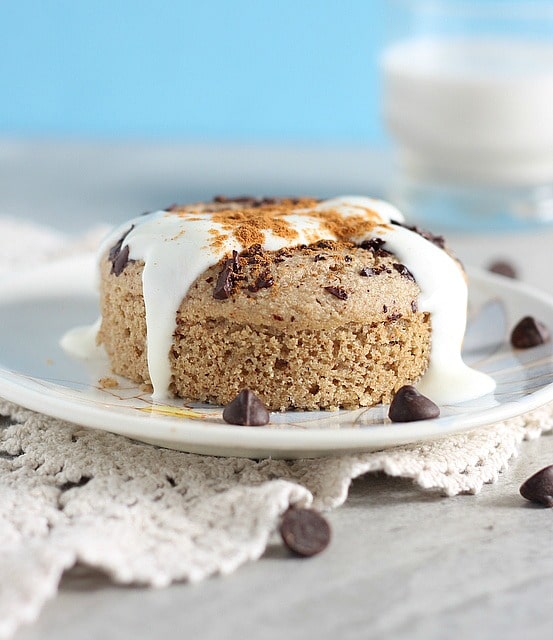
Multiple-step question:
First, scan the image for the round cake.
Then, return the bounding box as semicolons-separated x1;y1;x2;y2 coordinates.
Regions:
93;195;495;410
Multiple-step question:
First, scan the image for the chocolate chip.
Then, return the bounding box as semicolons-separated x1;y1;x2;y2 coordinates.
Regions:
248;270;275;292
411;300;418;313
488;260;517;279
314;254;327;262
344;255;352;263
359;267;375;277
359;238;393;258
108;226;135;276
392;263;415;282
388;385;440;422
222;389;270;426
360;238;386;253
279;508;331;557
392;221;446;249
387;312;402;322
510;316;550;349
314;240;335;249
519;465;553;507
360;265;387;277
324;286;348;300
273;314;284;321
213;194;255;204
242;243;264;263
212;195;307;208
112;245;130;276
213;250;240;300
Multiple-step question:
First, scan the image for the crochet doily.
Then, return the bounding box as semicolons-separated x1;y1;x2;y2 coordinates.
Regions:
1;218;552;638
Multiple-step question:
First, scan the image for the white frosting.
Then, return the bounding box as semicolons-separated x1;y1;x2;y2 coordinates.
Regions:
60;317;103;359
77;196;496;405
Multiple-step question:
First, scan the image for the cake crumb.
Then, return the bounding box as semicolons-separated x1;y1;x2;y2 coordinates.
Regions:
99;376;119;389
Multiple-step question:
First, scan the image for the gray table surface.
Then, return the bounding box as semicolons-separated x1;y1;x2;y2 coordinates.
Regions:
1;140;552;640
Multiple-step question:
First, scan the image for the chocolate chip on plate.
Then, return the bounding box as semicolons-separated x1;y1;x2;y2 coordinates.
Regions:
519;465;553;507
388;385;440;422
279;508;331;557
488;260;517;279
222;388;270;426
510;316;550;349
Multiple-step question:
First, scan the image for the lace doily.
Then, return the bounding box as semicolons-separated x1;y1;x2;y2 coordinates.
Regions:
1;218;552;639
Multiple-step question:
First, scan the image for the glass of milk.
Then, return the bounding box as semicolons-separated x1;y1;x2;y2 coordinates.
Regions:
381;0;553;231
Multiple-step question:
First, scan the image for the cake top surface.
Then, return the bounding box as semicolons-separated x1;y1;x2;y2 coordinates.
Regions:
165;196;388;252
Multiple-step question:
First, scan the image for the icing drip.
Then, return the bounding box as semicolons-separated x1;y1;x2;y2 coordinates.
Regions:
85;196;496;404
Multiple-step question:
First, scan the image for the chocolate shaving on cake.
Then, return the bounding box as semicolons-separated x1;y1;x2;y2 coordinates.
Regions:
392;221;446;249
488;260;517;279
393;263;416;282
108;225;135;276
324;286;348;300
248;270;275;293
360;264;390;277
387;312;403;322
360;238;386;252
359;237;391;257
359;267;375;277
213;250;241;300
212;195;311;208
313;240;336;250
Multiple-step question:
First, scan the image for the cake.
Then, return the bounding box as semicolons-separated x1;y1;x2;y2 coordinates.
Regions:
93;195;495;410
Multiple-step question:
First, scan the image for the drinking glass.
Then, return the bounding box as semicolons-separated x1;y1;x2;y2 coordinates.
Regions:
380;0;553;231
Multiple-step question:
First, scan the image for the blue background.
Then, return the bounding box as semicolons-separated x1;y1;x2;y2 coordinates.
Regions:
0;0;388;144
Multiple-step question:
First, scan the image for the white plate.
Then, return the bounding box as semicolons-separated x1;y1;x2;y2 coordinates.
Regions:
1;254;553;458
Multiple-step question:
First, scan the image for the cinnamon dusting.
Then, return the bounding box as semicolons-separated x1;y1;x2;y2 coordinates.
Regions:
166;197;389;254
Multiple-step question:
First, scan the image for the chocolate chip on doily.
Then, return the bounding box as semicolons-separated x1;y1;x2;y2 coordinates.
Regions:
222;389;270;426
279;508;331;557
510;316;550;349
388;385;440;422
519;465;553;507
